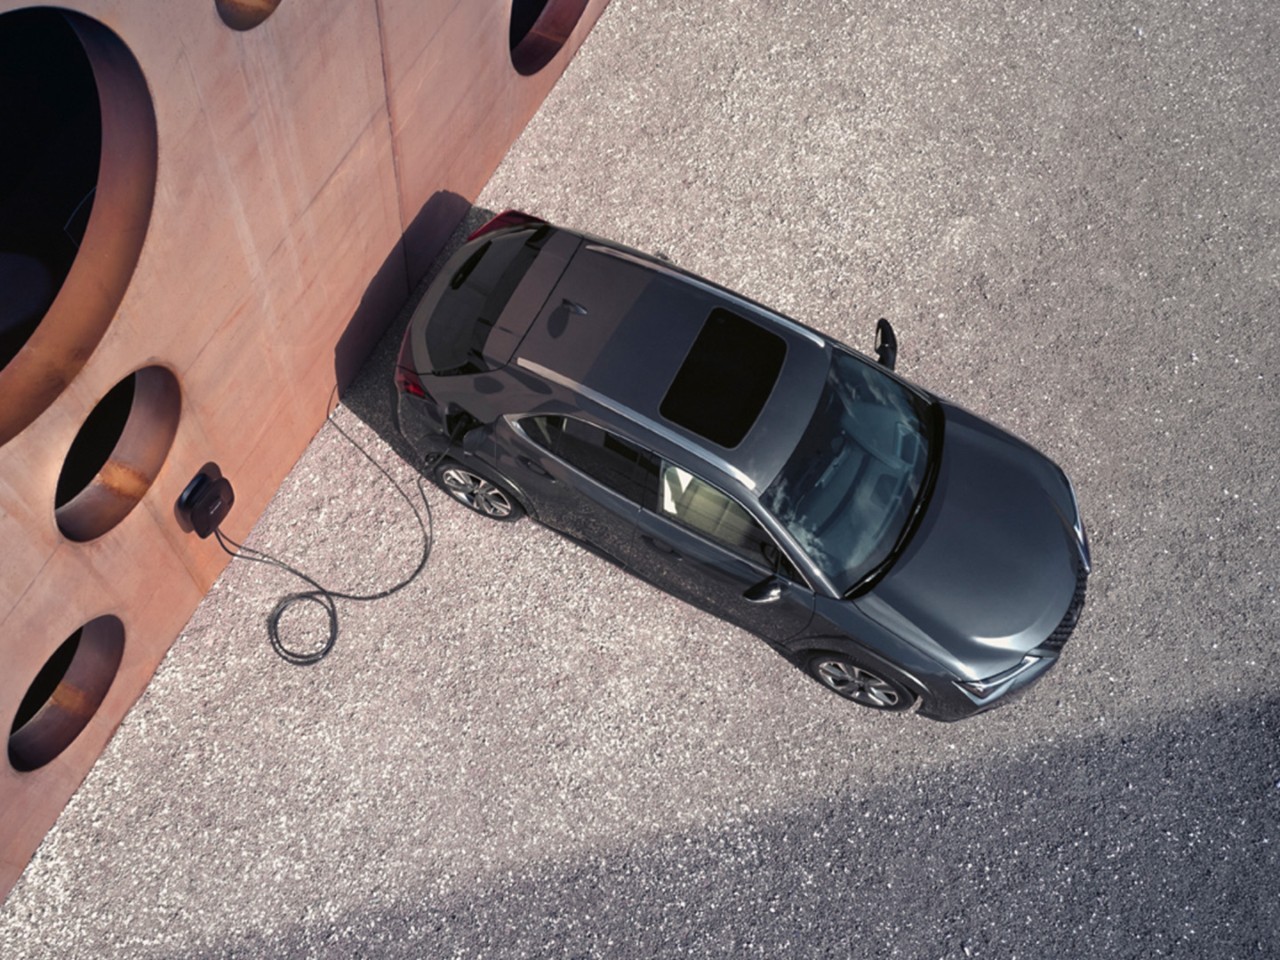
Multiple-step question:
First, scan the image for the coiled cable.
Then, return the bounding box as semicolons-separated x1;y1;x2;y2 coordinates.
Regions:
214;396;438;665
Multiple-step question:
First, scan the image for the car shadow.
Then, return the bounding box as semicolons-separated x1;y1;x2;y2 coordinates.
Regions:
336;197;496;467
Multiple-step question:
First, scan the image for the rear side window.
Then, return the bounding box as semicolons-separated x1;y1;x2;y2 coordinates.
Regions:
520;416;658;504
659;308;786;447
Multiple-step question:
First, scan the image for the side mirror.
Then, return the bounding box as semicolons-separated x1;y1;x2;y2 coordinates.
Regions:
874;318;898;370
743;575;787;605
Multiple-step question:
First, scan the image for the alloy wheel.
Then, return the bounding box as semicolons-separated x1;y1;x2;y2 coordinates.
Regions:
811;657;905;709
440;467;514;519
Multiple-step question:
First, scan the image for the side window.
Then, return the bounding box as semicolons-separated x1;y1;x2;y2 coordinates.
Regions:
520;415;657;504
521;414;560;450
658;463;801;580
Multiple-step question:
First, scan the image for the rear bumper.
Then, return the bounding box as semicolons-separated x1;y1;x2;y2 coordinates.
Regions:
393;387;450;461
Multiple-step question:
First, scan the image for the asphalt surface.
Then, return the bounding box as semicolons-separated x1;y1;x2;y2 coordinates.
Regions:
3;0;1279;957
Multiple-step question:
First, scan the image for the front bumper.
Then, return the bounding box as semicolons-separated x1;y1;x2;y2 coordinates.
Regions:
917;564;1088;721
917;653;1060;721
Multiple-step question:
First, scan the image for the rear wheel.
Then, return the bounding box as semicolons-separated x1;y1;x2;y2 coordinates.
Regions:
434;461;524;521
805;652;914;711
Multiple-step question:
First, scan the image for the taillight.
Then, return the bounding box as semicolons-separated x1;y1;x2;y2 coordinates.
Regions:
394;323;428;398
395;365;428;399
466;209;546;242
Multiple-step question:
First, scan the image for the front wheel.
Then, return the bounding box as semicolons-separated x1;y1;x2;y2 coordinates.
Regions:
434;461;524;521
805;652;914;711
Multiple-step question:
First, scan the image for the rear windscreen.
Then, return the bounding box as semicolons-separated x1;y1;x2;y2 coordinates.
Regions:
659;308;786;447
423;226;548;375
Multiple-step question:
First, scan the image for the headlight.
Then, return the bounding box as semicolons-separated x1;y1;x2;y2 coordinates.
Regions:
954;656;1043;700
1064;474;1091;572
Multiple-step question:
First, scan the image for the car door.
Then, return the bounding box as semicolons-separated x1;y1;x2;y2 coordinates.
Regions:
625;460;815;643
496;414;646;565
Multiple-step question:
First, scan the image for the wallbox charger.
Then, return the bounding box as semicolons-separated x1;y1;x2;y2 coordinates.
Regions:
180;394;434;665
178;471;235;538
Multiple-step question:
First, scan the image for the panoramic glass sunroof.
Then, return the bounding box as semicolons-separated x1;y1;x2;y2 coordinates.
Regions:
660;308;786;448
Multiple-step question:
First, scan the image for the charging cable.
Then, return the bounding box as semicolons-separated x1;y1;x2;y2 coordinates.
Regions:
213;394;441;665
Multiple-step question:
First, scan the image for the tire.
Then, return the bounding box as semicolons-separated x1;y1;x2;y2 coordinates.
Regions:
804;651;915;711
434;460;525;521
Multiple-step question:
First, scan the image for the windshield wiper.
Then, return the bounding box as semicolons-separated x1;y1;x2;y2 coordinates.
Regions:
843;401;945;598
450;241;492;290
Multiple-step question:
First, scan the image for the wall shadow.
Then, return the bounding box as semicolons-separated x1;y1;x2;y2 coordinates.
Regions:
184;695;1279;958
335;196;495;462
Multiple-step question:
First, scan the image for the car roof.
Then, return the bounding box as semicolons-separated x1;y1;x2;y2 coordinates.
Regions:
513;236;830;492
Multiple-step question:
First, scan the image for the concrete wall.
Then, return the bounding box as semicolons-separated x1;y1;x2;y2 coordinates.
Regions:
0;0;608;899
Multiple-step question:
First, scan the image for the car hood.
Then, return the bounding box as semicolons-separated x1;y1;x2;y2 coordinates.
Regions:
855;402;1084;680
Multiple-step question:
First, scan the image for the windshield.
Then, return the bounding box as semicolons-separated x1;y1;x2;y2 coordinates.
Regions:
760;349;935;594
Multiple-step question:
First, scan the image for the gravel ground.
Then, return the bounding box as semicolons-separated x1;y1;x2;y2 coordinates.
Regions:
4;0;1279;957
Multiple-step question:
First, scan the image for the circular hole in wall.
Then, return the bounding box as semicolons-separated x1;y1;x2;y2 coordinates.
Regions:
0;9;100;373
216;0;284;32
9;615;125;773
0;9;157;447
55;366;181;543
509;0;588;76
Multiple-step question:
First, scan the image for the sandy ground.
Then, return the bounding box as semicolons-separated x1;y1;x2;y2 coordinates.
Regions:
3;1;1278;957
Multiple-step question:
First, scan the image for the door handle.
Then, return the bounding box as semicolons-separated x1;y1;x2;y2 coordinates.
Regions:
640;534;681;560
518;456;551;478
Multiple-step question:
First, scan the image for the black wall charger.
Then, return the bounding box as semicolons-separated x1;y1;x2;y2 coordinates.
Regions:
173;400;435;665
177;471;235;538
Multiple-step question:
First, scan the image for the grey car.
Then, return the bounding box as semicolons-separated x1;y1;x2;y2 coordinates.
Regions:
392;211;1091;721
